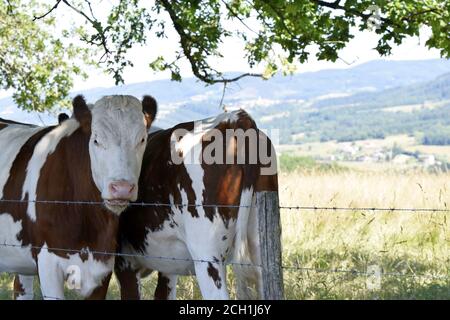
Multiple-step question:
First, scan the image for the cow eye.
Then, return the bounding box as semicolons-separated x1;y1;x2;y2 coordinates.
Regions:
141;137;146;144
94;139;99;146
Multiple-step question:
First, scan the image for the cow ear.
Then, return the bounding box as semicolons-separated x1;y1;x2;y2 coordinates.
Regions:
142;95;157;129
58;113;70;124
72;95;91;131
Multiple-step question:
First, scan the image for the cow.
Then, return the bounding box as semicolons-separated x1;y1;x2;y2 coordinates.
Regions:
114;109;279;300
1;94;157;300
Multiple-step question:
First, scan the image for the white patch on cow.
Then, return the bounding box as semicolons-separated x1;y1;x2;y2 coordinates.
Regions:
231;187;262;299
232;187;253;262
0;124;43;199
121;192;194;275
201;110;241;130
0;214;36;274
22;119;80;221
16;275;34;300
174;126;205;205
136;272;142;298
37;243;114;299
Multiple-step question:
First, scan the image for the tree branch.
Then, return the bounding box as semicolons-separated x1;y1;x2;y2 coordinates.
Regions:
259;0;298;39
33;0;62;21
310;0;401;29
402;7;444;22
220;0;258;35
158;0;262;84
61;0;111;58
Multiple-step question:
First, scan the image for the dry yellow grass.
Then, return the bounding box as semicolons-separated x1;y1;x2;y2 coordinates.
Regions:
279;170;450;299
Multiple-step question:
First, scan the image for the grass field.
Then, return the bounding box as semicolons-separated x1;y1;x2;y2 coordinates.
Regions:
1;166;449;299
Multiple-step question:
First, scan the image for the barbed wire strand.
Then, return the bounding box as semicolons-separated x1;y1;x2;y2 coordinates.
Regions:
0;198;449;212
0;242;447;282
6;265;449;300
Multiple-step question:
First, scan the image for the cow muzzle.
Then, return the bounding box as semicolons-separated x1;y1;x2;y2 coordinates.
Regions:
104;180;136;213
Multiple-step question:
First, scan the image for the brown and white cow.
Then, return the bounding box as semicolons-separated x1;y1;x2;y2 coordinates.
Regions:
1;94;157;299
114;110;278;300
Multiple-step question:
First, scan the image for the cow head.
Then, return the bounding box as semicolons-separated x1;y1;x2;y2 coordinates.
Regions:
72;95;157;214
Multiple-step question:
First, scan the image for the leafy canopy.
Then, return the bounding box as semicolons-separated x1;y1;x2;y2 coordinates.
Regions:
0;0;91;111
1;0;450;111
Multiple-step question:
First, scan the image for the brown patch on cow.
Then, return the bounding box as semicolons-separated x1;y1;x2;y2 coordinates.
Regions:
207;262;222;289
35;127;118;261
142;95;158;128
114;258;141;300
72;95;91;133
2;126;55;255
13;276;26;300
85;272;112;300
255;130;278;191
0;118;35;126
58;113;70;124
154;272;172;300
216;166;243;222
1;118;38;132
200;111;261;225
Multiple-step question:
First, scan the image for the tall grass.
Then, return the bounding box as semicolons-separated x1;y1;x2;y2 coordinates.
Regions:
1;169;449;299
280;170;449;299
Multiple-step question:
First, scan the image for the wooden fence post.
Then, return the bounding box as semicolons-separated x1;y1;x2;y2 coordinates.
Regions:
256;191;284;300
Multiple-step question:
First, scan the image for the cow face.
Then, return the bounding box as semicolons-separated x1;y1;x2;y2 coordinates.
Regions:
73;95;157;214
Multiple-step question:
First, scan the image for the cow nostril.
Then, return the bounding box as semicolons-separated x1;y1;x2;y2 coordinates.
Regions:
109;183;117;192
109;181;135;198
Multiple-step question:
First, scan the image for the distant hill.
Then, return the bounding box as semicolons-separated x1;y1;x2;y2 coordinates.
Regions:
311;72;450;110
1;59;450;143
257;71;450;144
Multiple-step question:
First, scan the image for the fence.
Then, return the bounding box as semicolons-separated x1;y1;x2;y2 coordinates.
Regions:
0;194;449;300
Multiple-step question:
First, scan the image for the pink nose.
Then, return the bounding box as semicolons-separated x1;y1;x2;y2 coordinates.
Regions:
108;181;136;199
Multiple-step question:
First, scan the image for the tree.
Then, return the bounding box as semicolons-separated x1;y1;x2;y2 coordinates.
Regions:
1;0;450;111
0;0;91;111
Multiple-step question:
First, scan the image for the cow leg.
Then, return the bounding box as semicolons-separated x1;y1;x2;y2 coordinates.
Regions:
13;275;34;300
187;246;228;300
37;259;65;300
154;272;178;300
193;260;228;299
85;272;112;300
115;257;142;300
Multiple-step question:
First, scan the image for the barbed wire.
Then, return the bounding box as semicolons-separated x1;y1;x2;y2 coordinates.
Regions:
5;266;449;300
0;242;258;268
0;242;448;281
0;198;449;212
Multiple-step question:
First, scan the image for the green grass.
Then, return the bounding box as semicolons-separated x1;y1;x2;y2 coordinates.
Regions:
279;154;345;173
